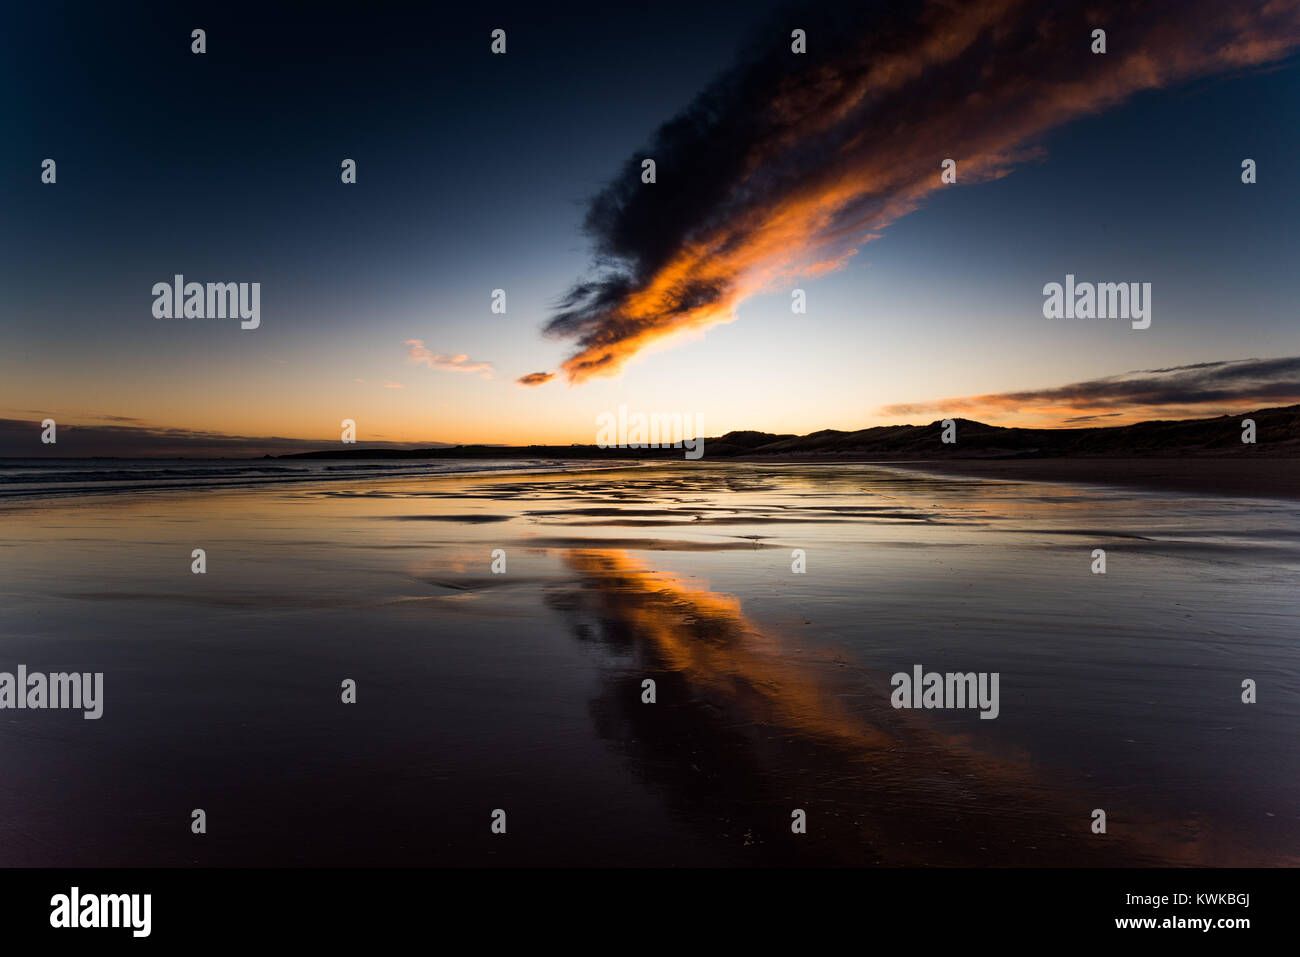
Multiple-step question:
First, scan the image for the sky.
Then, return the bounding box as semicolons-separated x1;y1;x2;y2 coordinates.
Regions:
2;0;1299;455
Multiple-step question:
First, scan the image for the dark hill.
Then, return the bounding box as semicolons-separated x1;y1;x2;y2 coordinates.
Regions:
279;405;1300;461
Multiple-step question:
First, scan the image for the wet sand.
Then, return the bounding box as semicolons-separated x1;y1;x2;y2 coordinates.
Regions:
1;463;1297;866
862;457;1300;502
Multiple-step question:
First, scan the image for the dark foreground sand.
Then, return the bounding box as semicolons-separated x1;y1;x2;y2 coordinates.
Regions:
1;463;1297;865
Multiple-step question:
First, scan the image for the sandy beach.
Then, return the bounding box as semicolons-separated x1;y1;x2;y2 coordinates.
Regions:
852;457;1300;503
1;462;1297;866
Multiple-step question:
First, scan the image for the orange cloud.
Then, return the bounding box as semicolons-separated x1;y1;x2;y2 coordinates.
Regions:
541;0;1300;384
517;371;556;387
404;340;494;378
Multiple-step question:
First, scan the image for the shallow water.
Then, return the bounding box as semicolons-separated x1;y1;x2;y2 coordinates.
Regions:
0;456;594;499
0;463;1296;865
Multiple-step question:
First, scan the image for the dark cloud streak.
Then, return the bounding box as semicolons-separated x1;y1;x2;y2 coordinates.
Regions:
525;0;1300;385
882;357;1300;420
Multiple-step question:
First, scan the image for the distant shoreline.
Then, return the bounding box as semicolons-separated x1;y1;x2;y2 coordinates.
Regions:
0;459;639;504
2;455;1295;504
6;403;1296;464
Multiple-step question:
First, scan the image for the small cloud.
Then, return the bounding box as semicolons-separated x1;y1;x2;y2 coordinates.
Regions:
404;340;494;378
1062;412;1124;424
517;371;555;387
383;382;405;390
353;378;366;384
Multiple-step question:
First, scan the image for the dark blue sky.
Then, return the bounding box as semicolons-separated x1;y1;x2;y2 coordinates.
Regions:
2;0;1298;452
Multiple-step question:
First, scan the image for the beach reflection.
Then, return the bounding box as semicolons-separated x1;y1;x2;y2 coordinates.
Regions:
548;546;1286;866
